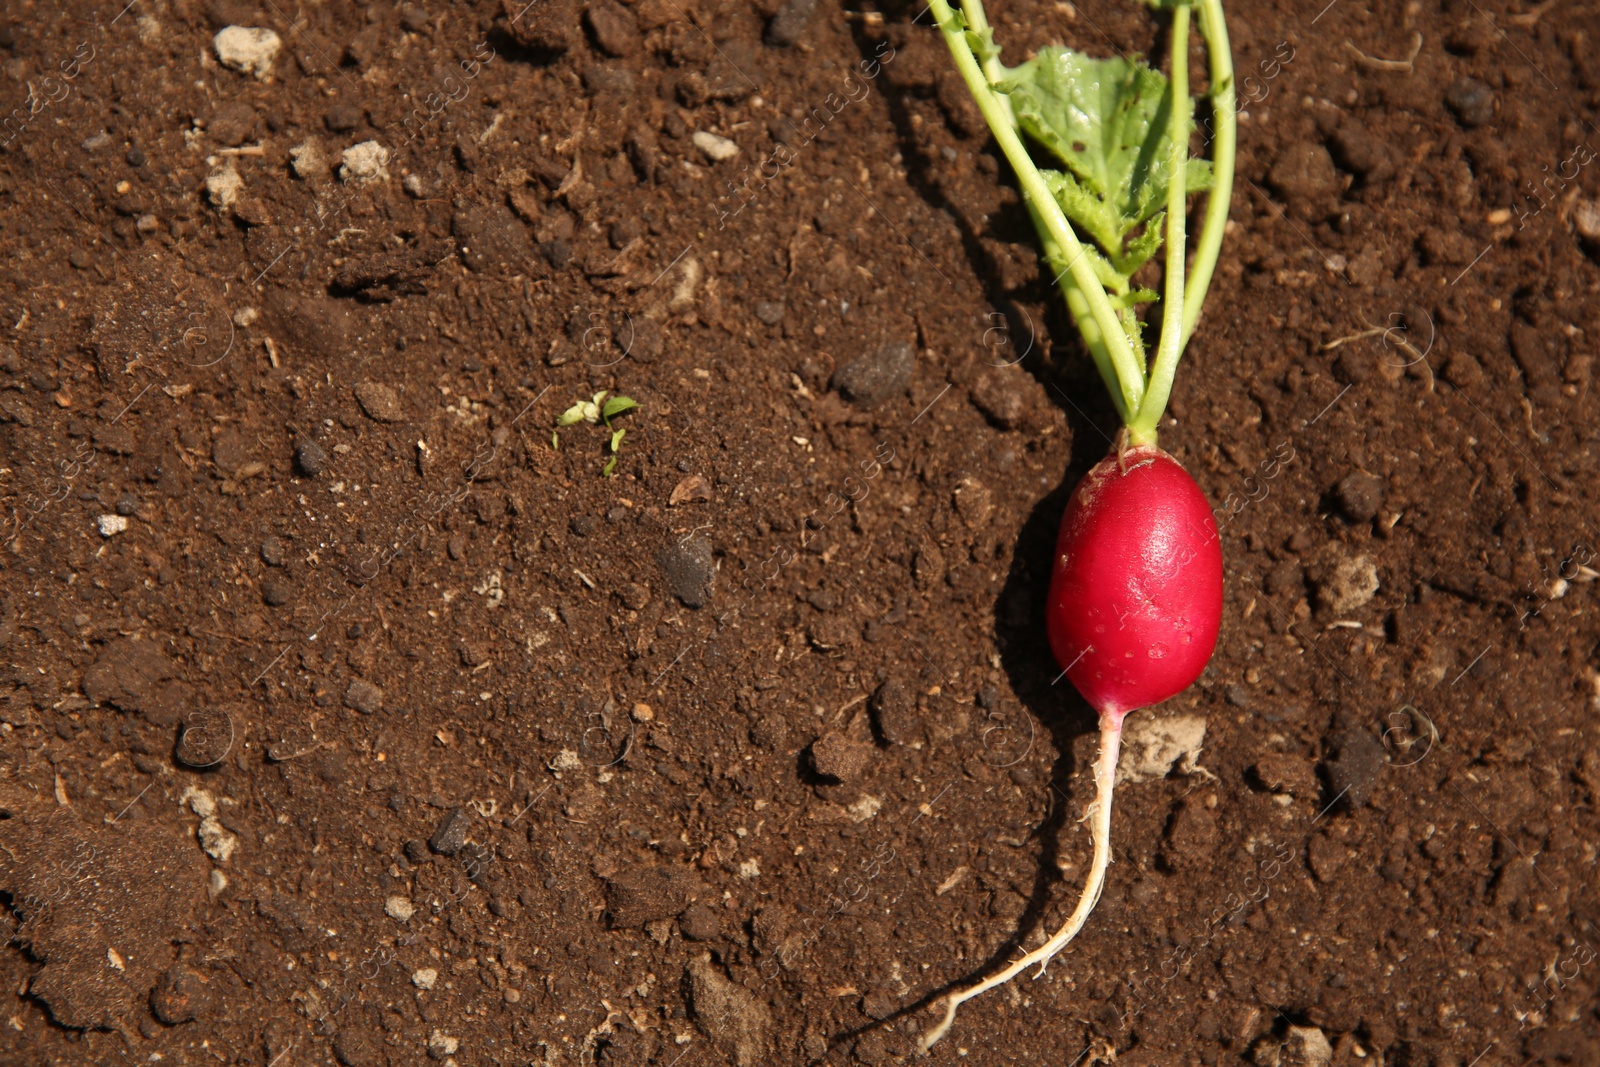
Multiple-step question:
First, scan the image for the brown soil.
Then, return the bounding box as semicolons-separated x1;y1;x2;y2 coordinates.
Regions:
1;0;1599;1064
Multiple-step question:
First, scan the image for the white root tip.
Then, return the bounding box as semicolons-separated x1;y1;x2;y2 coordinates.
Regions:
919;995;960;1053
914;719;1125;1050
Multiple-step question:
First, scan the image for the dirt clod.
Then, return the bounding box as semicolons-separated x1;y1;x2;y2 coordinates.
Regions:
809;731;872;781
1253;1024;1334;1067
149;965;210;1025
687;954;773;1067
353;381;404;422
832;341;914;407
869;678;920;747
1307;547;1380;615
1334;471;1385;523
81;639;193;727
679;902;721;941
586;0;641;57
1118;712;1207;784
1268;142;1339;214
605;864;699;927
657;536;716;608
344;678;384;714
1321;727;1387;808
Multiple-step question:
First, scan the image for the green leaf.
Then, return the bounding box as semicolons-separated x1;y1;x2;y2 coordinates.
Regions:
551;431;559;449
610;427;627;453
1002;48;1206;269
556;402;590;426
601;396;639;423
965;23;1002;68
1040;169;1122;256
1114;212;1165;277
602;455;618;477
1110;288;1160;309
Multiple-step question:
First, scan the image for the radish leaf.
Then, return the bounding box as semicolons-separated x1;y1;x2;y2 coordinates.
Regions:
1001;49;1212;274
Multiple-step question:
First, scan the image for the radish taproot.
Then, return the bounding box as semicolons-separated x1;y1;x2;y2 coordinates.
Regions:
1048;446;1224;718
921;0;1236;1049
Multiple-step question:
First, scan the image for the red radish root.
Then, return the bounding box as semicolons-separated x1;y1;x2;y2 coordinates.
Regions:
1047;445;1223;717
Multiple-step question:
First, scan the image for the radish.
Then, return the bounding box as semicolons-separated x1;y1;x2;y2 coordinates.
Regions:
1047;446;1223;720
920;0;1236;1049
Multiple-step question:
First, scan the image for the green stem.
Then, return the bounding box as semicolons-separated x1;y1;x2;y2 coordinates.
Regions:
1182;0;1236;348
960;0;1015;129
930;0;1146;419
1129;2;1191;446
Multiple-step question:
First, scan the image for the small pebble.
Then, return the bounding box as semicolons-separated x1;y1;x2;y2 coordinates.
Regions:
260;536;285;566
344;678;383;714
260;579;290;606
765;0;818;46
296;439;328;476
125;145;146;167
340;140;390;184
656;535;715;608
429;808;471;855
412;967;438;990
213;25;281;79
385;895;416;922
754;300;786;326
98;514;128;537
692;130;739;162
115;493;139;517
1445;76;1495;128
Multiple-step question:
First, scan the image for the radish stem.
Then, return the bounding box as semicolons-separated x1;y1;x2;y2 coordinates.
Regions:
919;714;1124;1053
1127;2;1191;447
929;0;1148;419
1182;0;1236;350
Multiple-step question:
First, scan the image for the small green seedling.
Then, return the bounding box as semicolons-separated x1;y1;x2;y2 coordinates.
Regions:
551;391;641;476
